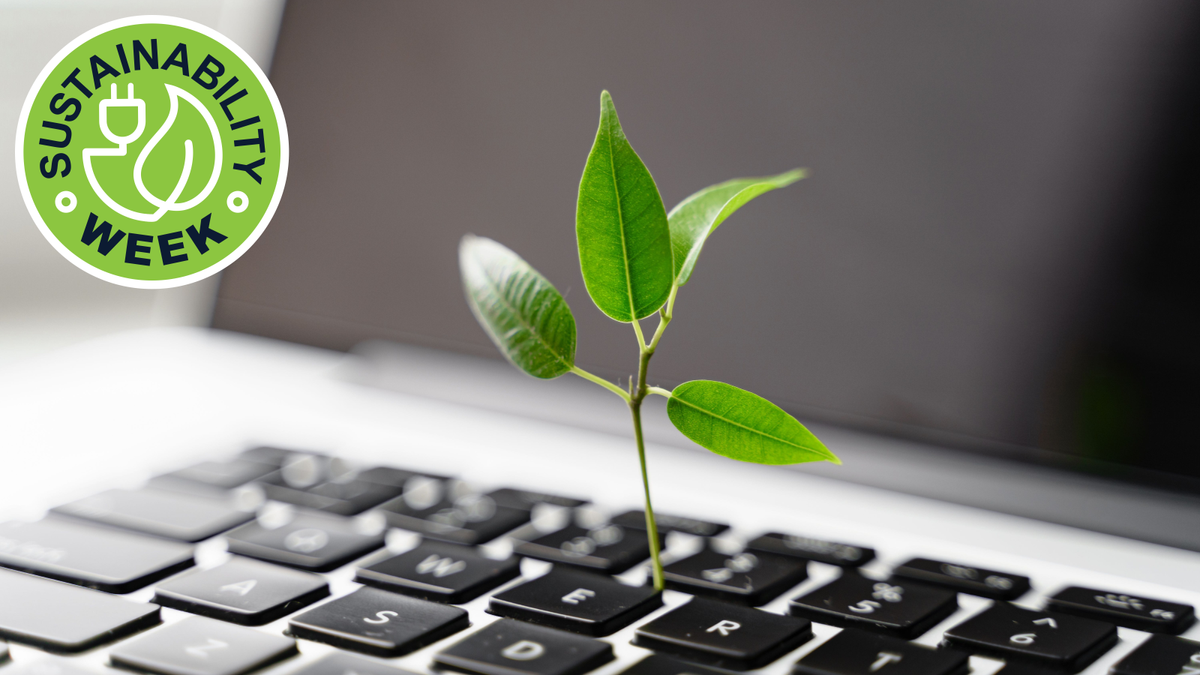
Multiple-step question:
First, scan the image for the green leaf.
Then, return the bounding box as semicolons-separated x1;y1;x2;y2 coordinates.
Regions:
576;91;674;322
459;235;576;379
668;169;806;285
666;380;839;465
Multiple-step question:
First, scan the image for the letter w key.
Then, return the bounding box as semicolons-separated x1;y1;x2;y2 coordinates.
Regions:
416;554;467;578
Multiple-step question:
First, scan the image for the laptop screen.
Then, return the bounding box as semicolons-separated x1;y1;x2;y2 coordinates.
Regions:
213;1;1200;493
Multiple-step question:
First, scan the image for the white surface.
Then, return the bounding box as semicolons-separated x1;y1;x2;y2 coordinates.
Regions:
1;326;1199;675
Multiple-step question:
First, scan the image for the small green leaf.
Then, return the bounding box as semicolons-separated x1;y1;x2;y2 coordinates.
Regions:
576;91;674;322
668;169;806;285
666;380;839;465
459;235;576;379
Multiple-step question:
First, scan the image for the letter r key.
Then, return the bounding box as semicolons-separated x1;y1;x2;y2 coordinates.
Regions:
707;620;741;636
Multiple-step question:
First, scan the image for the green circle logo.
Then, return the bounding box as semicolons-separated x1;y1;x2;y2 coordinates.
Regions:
15;16;287;288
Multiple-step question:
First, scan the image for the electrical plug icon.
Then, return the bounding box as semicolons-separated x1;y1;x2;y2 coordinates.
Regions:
98;83;145;148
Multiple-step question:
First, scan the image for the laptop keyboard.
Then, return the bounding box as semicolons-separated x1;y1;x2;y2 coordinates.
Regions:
1;447;1198;675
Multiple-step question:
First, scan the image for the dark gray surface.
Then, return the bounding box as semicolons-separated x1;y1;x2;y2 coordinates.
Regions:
213;0;1196;455
344;341;1200;553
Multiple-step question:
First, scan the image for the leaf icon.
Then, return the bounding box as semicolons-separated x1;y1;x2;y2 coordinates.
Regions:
134;84;223;214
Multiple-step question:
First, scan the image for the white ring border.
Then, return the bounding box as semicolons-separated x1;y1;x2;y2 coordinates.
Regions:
14;15;290;290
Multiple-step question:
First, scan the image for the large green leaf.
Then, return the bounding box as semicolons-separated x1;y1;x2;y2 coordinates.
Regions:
576;91;674;322
459;235;576;379
666;380;839;465
668;169;806;285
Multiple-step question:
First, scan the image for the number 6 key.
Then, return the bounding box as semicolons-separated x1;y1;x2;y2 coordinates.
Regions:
941;603;1117;673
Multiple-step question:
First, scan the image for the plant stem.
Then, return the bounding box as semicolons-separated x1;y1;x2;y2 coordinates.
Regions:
627;286;677;592
570;366;630;402
629;398;664;591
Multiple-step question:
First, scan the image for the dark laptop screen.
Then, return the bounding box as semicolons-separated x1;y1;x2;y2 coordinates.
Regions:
214;1;1200;492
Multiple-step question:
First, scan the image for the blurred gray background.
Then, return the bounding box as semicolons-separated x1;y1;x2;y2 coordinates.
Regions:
213;1;1200;481
3;1;1197;486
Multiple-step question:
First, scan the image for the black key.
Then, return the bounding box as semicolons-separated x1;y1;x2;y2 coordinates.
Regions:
111;615;297;675
53;488;253;542
154;557;329;625
0;643;7;666
617;655;730;675
789;574;958;639
239;446;310;466
634;597;813;670
746;532;875;568
356;540;520;604
793;628;970;675
941;603;1117;672
289;652;422;675
434;618;613;675
663;547;807;606
1112;634;1200;675
225;512;383;571
377;491;530;545
514;523;661;574
0;568;160;653
488;488;588;510
488;567;661;636
1047;586;1195;634
155;459;277;491
356;466;452;487
891;558;1031;600
258;475;402;516
0;517;193;592
288;586;468;657
611;510;729;537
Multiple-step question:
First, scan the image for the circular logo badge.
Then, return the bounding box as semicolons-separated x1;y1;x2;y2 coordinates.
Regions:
15;16;288;288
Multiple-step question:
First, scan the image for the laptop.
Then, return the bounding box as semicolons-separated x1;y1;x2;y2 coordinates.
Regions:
3;2;1200;675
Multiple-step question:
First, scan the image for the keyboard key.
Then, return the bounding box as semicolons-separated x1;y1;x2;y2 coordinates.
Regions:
487;488;589;510
488;567;661;636
634;597;813;670
434;618;613;675
111;615;297;675
287;586;468;657
0;568;159;653
663;547;807;606
941;603;1117;672
611;510;729;537
377;490;530;545
891;558;1031;600
154;459;276;491
356;540;520;604
355;466;452;487
0;517;193;592
0;643;7;665
514;523;660;574
154;557;329;625
225;512;383;572
616;655;730;675
1047;586;1195;634
788;573;958;639
239;446;302;466
53;488;253;542
258;475;402;516
792;628;970;675
746;532;875;568
288;652;421;675
1111;634;1200;675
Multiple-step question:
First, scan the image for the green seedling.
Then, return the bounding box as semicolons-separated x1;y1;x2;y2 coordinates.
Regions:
459;91;839;590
